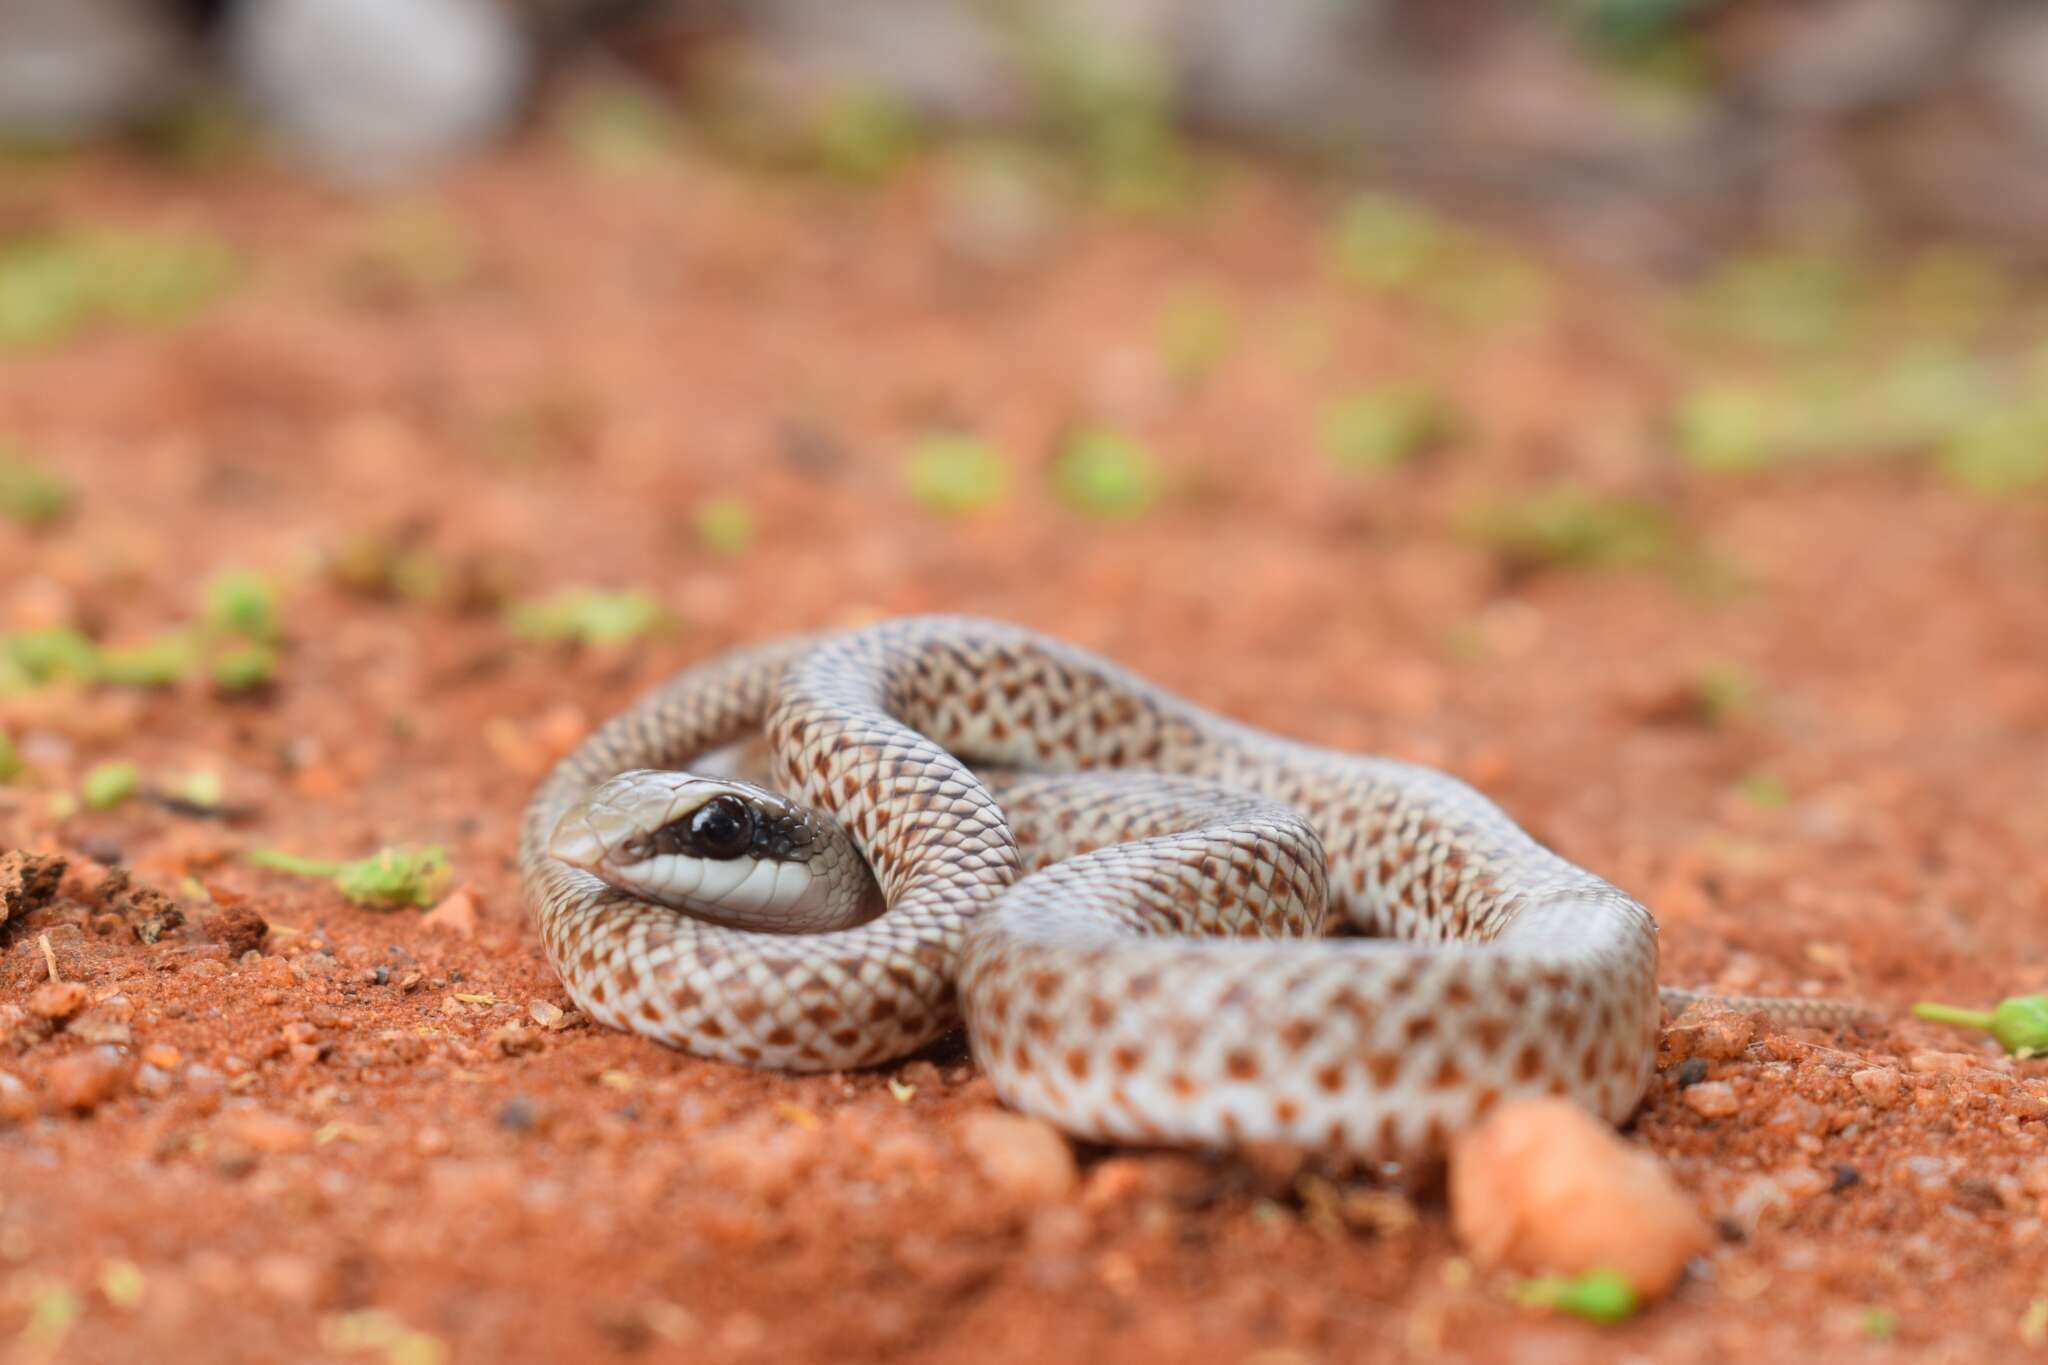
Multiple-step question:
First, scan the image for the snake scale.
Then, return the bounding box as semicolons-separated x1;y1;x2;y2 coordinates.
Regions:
520;616;1841;1164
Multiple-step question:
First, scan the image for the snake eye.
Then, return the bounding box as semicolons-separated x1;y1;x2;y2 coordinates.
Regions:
686;795;755;859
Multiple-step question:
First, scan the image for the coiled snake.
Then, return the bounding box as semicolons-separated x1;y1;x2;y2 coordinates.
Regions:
521;617;1843;1163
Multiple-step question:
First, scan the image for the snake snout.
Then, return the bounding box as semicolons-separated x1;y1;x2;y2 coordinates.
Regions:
547;792;646;873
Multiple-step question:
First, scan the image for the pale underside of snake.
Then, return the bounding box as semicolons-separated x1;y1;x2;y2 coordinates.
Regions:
520;617;1866;1165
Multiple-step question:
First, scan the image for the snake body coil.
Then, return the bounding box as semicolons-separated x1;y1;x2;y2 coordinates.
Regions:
521;617;1664;1163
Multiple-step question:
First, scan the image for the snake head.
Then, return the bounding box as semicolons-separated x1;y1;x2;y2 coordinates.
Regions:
548;770;874;932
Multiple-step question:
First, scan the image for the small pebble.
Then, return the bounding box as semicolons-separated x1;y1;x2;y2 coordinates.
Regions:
422;885;480;937
28;980;90;1022
1675;1057;1709;1087
48;1046;132;1112
1906;1050;1977;1076
958;1110;1078;1204
1449;1097;1710;1299
1665;1006;1754;1062
1851;1068;1902;1107
0;1071;32;1122
217;1106;313;1154
202;904;270;958
490;1024;541;1056
496;1097;539;1132
70;1008;130;1045
1683;1081;1741;1119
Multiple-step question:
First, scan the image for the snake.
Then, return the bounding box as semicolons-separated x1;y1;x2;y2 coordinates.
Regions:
520;616;1858;1164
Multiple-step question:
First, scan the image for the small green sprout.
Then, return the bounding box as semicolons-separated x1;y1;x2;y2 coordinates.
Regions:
96;632;198;687
319;1309;450;1365
556;81;679;173
0;237;95;348
1937;408;2048;496
1687;249;1863;354
1461;491;1673;572
168;769;225;812
20;1282;82;1350
90;231;237;327
1158;287;1234;384
1013;22;1195;214
1514;1268;1640;1323
248;845;452;909
1859;1307;1898;1342
1333;193;1445;292
82;761;141;810
2020;1297;2048;1346
0;730;22;783
1321;386;1447;471
812;83;921;183
1737;772;1789;808
1432;256;1551;332
906;435;1010;515
1674;385;1777;474
0;451;71;526
1692;663;1757;726
695;496;755;555
507;588;668;646
1053;428;1161;520
98;1258;146;1310
1912;995;2048;1057
0;230;236;348
210;642;279;692
1;627;99;691
203;569;282;644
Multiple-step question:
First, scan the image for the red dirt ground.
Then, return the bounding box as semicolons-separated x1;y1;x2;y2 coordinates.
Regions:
3;130;2047;1364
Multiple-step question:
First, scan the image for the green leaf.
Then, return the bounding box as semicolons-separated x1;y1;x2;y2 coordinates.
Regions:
1462;491;1673;571
21;1283;81;1350
82;761;140;810
1515;1268;1640;1323
0;730;22;783
203;569;282;644
906;435;1010;515
0;451;72;526
1053;428;1161;520
249;845;451;909
1737;772;1789;808
0;238;95;347
1333;194;1445;292
211;642;278;692
812;83;921;183
1914;995;2048;1055
1;627;100;690
1321;386;1447;471
97;632;198;687
1938;408;2048;495
1674;385;1777;474
1687;248;1865;353
695;496;755;555
506;588;668;646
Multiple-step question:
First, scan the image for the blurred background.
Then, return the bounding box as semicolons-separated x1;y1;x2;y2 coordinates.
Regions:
5;6;2048;1361
4;0;2047;834
3;0;2043;951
